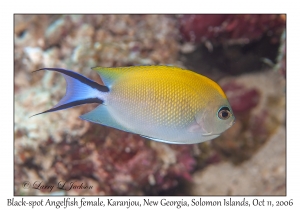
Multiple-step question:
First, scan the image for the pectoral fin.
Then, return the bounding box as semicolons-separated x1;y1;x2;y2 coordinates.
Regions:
188;117;212;135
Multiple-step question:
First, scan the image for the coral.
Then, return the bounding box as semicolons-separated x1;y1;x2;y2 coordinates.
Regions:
180;14;286;45
178;14;286;76
15;125;196;195
222;82;260;114
179;17;284;76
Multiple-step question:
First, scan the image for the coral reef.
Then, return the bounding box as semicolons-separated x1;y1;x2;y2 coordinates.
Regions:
16;125;196;195
179;15;286;76
14;14;285;195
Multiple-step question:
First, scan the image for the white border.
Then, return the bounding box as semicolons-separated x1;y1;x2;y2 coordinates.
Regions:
2;0;298;209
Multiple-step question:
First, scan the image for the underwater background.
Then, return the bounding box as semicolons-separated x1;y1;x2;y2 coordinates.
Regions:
14;14;286;195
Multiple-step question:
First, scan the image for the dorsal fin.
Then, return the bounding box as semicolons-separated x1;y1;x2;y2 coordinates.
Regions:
92;67;128;88
92;66;165;87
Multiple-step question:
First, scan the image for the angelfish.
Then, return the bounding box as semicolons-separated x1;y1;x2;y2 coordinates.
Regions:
33;66;235;144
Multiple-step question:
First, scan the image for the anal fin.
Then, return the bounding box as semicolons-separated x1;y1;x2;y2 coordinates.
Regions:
80;105;130;133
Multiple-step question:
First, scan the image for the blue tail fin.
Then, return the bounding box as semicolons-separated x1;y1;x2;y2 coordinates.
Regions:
32;68;109;117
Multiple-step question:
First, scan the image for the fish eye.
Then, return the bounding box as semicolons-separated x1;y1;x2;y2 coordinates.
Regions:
218;107;231;120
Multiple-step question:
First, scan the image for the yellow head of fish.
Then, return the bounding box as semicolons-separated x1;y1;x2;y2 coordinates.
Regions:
33;65;235;144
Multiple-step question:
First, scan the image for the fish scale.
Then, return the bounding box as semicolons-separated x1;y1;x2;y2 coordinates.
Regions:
108;72;197;128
